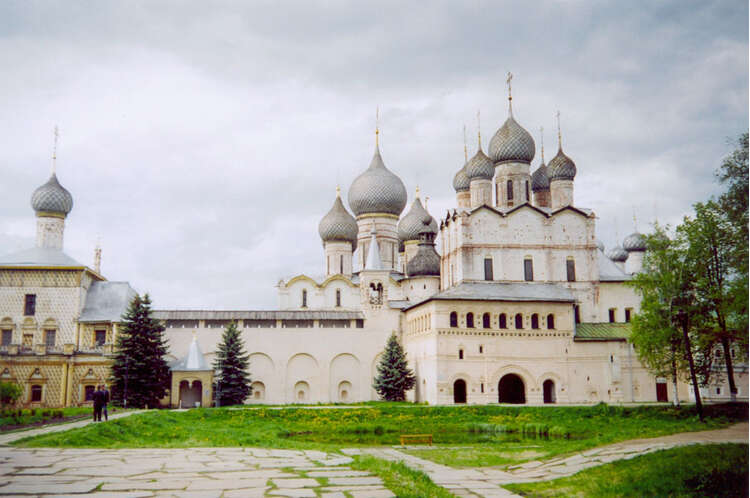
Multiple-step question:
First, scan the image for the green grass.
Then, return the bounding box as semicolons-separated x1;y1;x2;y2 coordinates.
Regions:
0;406;96;430
350;455;454;498
12;403;747;456
505;443;749;497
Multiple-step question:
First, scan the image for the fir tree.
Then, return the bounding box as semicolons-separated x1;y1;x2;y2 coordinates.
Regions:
110;294;171;408
213;321;252;406
373;332;415;401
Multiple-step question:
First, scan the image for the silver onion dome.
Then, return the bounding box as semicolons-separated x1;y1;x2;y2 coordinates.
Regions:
623;232;647;252
607;245;628;262
489;117;536;164
31;174;73;216
398;196;438;243
531;163;550;192
547;148;577;181
318;189;358;249
348;145;407;217
453;165;470;192
465;147;495;180
406;214;441;277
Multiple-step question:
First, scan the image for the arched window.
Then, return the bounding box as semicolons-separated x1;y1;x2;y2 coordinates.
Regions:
466;313;475;328
499;313;507;329
301;289;307;308
458;349;464;360
547;314;555;329
524;258;533;281
507;180;514;200
515;313;523;329
525;181;530;201
335;289;341;307
531;314;539;329
340;254;344;274
450;312;458;327
482;313;491;329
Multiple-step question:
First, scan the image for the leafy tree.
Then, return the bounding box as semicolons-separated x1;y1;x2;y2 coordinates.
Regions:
0;381;22;408
213;321;251;406
110;294;171;408
373;332;415;401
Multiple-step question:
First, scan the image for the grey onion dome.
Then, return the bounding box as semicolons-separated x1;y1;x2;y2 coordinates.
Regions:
489;116;536;164
531;163;550;192
453;165;470;192
623;232;647;252
398;196;438;243
547;148;577;181
318;191;358;249
31;173;73;216
465;147;495;180
406;215;441;277
607;245;628;262
348;145;407;217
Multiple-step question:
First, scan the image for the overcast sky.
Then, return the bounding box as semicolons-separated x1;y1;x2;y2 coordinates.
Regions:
1;1;747;309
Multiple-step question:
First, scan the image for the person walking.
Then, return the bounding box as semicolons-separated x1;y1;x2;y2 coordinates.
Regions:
101;385;110;421
92;385;103;422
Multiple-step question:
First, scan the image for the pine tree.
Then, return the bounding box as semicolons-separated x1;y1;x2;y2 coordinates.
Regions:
213;321;252;406
373;332;415;401
110;294;171;408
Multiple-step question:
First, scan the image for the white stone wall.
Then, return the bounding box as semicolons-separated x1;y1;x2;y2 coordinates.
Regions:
36;216;65;250
278;276;360;310
550;179;574;209
494;161;531;209
324;241;353;277
356;216;399;271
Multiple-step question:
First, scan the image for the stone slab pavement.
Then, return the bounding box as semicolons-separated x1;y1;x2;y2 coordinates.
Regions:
344;422;749;498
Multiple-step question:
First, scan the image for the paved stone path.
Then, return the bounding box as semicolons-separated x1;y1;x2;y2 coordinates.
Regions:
344;422;749;498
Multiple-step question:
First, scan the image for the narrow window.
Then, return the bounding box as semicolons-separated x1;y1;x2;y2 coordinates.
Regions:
499;313;507;329
302;289;307;308
95;330;106;346
547;314;555;329
479;345;484;354
566;258;576;282
336;289;341;307
507;180;514;200
24;294;36;316
625;308;632;322
44;330;56;347
450;312;458;327
1;330;11;346
574;305;581;324
482;312;491;329
525;181;530;201
531;314;539;329
484;258;493;281
340;255;344;274
524;258;534;281
515;313;523;329
458;349;464;360
480;383;484;393
466;313;475;328
327;256;330;274
608;308;616;323
31;385;42;402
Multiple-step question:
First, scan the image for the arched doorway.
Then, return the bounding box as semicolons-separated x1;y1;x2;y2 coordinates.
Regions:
543;379;556;404
453;379;467;404
179;380;202;408
498;374;525;404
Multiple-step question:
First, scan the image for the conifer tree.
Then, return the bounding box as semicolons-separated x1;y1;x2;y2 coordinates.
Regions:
110;294;171;408
373;332;415;401
213;321;251;406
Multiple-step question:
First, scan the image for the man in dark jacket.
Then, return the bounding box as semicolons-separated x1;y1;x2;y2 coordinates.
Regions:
101;385;110;421
92;385;104;422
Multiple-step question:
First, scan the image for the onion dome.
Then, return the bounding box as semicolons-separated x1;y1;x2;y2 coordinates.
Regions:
531;163;550;192
465;147;495;180
318;188;358;249
596;239;605;251
607;245;628;262
547;148;577;181
406;214;441;277
31;173;73;216
453;165;470;192
623;232;647;252
349;145;407;217
489;117;536;164
398;194;438;243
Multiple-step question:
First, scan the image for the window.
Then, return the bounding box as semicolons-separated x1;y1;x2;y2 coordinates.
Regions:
574;305;581;324
449;312;458;327
336;289;341;308
524;258;533;281
507;180;514;200
24;294;36;316
479;345;483;354
525;181;529;201
484;258;493;281
1;330;11;346
531;314;539;329
44;330;55;347
458;349;464;360
85;385;95;401
625;308;632;322
301;289;307;308
608;308;616;323
340;255;344;274
355;319;364;328
547;314;555;329
499;313;507;329
327;256;330;274
31;385;42;402
515;313;523;329
95;330;106;346
482;313;491;329
566;258;576;282
466;313;474;328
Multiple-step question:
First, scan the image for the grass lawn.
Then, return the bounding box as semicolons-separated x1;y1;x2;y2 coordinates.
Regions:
1;406;99;432
12;403;746;461
505;443;749;497
350;455;454;498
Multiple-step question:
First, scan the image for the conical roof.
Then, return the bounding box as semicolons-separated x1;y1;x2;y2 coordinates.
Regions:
489;116;536;164
171;335;211;371
348;145;407;217
31;173;73;216
364;227;383;270
398;196;437;243
318;189;358;249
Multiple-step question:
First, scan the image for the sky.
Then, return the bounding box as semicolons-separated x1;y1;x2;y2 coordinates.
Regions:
0;1;747;309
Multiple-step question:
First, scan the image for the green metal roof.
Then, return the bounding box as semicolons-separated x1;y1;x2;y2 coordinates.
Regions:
575;322;632;341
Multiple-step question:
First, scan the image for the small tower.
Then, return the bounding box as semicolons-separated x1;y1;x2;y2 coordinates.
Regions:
359;226;391;310
623;214;646;274
452;126;471;210
548;112;577;209
467;112;494;210
405;214;441;302
31;127;73;250
93;240;102;274
318;186;358;277
398;187;437;271
531;127;551;208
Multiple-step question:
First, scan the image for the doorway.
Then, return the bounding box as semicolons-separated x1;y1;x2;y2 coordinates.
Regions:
453;379;467;404
498;374;525;404
179;380;202;408
656;381;668;402
543;379;556;404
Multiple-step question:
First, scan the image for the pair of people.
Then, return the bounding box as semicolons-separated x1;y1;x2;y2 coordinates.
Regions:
92;385;110;422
